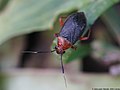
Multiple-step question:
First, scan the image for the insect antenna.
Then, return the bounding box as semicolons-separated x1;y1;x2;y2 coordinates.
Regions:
22;49;55;54
60;54;67;88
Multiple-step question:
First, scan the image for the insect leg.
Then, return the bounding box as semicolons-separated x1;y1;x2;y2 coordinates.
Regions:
54;17;67;37
71;45;77;50
54;33;59;37
80;29;91;40
59;17;67;27
54;17;66;37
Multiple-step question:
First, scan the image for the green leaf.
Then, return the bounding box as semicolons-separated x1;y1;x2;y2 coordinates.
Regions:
0;0;91;45
0;0;119;63
0;0;119;46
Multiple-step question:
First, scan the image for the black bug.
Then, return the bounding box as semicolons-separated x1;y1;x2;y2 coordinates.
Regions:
23;12;91;87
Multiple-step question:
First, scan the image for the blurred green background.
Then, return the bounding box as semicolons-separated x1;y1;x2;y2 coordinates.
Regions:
0;0;120;90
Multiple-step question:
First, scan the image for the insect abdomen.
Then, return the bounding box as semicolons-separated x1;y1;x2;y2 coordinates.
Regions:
59;12;87;44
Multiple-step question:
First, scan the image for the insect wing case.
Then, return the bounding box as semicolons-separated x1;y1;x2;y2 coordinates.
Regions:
59;12;87;44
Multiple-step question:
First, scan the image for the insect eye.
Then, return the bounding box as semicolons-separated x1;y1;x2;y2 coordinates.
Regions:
63;51;65;54
55;46;57;49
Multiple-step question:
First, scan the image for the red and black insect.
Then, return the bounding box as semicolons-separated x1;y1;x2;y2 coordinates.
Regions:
23;12;91;86
55;12;89;54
